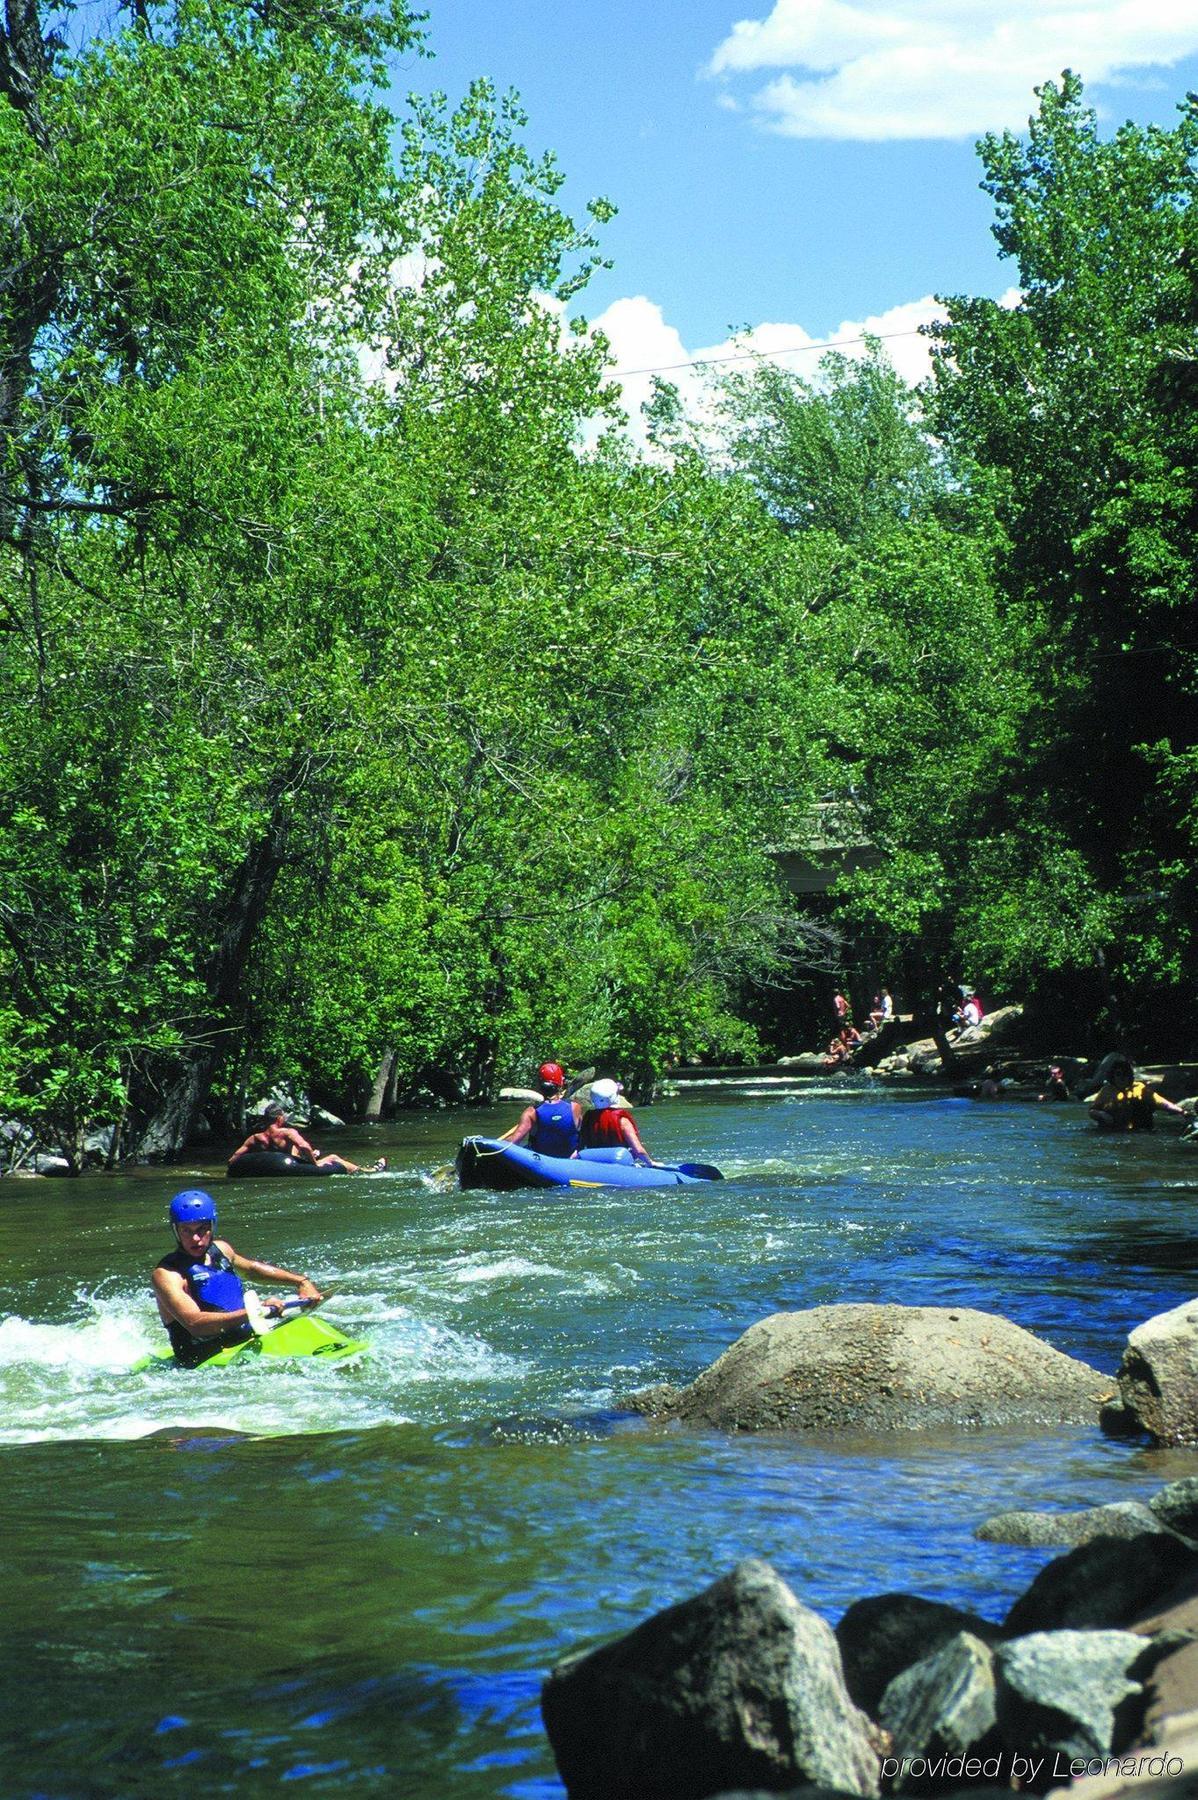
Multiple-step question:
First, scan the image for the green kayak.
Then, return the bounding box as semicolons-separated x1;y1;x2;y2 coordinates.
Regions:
133;1309;369;1372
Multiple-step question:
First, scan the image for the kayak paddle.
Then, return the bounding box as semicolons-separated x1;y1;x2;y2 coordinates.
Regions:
244;1290;327;1335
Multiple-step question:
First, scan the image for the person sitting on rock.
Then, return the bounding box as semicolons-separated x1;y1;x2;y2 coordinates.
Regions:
955;993;984;1028
823;1026;861;1072
228;1102;384;1174
1084;1056;1186;1132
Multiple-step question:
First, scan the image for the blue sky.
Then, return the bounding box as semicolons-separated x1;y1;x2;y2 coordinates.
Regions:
394;3;1198;411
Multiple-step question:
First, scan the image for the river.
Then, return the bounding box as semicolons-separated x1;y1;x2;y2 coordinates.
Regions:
3;1077;1198;1797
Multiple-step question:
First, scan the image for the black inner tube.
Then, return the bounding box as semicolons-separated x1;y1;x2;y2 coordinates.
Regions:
226;1151;336;1179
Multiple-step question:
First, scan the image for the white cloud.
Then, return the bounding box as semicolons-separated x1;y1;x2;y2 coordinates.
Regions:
706;0;1198;139
588;291;950;455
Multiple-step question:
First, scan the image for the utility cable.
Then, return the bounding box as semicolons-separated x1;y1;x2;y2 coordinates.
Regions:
612;324;933;379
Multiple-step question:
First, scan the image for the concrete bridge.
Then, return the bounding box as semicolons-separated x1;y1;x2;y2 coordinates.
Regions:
770;801;883;896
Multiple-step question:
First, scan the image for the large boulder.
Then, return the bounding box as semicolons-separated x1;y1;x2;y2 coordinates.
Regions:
877;1631;999;1789
976;1503;1167;1548
1004;1535;1198;1636
629;1306;1110;1434
1117;1303;1198;1445
540;1558;882;1800
836;1595;1002;1717
993;1631;1185;1766
974;1005;1024;1045
1149;1478;1198;1542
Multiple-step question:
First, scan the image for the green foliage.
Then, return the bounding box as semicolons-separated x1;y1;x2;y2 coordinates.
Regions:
0;7;832;1148
719;341;944;542
7;32;1198;1162
922;73;1198;1038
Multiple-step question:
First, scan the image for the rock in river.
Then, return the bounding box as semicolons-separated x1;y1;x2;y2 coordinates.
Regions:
836;1594;1002;1716
975;1502;1167;1548
629;1304;1110;1434
1116;1301;1198;1445
541;1558;882;1800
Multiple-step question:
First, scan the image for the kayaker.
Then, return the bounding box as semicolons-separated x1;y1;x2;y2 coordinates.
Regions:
152;1189;324;1367
578;1078;653;1164
228;1102;385;1174
502;1062;583;1157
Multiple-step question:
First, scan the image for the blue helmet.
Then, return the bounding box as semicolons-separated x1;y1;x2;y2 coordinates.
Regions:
169;1189;217;1227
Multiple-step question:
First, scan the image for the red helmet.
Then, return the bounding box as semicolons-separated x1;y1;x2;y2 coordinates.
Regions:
538;1061;566;1088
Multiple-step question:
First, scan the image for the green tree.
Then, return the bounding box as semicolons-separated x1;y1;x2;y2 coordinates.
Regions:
925;73;1198;1042
709;345;1024;1025
718;341;944;542
0;0;423;1157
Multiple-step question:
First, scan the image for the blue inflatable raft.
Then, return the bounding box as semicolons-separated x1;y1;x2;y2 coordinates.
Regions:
455;1137;723;1192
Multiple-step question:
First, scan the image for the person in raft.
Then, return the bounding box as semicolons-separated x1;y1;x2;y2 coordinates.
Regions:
228;1101;385;1174
578;1077;653;1165
153;1189;324;1368
502;1062;583;1157
1084;1055;1187;1132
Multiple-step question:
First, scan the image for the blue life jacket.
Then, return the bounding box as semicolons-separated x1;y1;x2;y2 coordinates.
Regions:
158;1243;250;1366
529;1097;579;1158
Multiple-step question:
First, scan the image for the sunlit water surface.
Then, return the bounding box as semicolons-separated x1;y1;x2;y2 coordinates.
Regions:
4;1080;1198;1797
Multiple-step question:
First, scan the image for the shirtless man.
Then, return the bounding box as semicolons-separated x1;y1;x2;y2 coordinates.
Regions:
228;1102;384;1174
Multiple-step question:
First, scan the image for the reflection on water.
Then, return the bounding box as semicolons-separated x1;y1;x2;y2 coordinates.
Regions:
3;1084;1198;1796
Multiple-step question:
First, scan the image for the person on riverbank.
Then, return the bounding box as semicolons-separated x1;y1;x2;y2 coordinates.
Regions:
1084;1056;1187;1131
823;1024;862;1070
867;990;894;1029
228;1102;384;1174
152;1189;324;1368
502;1062;583;1157
578;1078;653;1164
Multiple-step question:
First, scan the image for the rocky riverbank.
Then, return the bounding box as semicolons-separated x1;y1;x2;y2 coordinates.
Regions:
541;1301;1198;1800
671;1010;1198;1109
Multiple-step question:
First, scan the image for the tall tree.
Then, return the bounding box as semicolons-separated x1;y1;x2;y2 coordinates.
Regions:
0;0;423;1156
710;345;1023;1023
925;74;1198;1041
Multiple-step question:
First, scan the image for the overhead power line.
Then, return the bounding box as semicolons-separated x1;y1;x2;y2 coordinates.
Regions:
612;324;934;380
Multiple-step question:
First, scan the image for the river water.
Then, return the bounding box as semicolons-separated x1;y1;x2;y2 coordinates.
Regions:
4;1078;1198;1798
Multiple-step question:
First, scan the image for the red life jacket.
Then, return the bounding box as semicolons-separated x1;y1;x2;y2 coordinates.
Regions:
580;1107;630;1150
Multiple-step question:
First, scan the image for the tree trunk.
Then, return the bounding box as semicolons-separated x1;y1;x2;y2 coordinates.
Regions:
123;778;296;1159
929;1018;958;1076
365;1048;396;1121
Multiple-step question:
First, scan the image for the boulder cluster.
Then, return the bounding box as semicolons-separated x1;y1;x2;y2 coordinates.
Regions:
542;1522;1198;1800
541;1302;1198;1800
